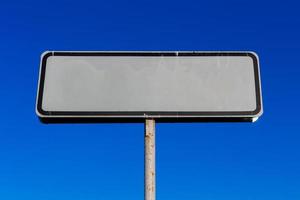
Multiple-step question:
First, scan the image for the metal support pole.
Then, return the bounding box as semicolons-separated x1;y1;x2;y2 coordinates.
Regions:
145;119;156;200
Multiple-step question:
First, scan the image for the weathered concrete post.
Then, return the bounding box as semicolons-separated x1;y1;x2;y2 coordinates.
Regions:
145;119;156;200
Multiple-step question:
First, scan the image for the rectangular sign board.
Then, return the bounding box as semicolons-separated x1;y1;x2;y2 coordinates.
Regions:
36;51;263;122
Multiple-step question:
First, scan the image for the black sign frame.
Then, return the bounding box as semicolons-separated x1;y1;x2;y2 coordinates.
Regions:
36;51;263;123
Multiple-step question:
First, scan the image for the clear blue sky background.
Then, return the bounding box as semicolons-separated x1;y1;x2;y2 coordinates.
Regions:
0;0;299;199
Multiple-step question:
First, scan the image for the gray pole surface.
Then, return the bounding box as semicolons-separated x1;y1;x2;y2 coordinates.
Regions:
145;119;156;200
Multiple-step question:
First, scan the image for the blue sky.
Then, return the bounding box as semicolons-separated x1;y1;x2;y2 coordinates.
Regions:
0;0;300;199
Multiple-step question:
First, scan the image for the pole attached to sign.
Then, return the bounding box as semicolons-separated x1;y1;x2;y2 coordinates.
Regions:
145;119;156;200
36;51;263;199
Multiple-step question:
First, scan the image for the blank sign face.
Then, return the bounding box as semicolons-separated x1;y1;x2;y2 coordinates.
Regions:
36;51;262;121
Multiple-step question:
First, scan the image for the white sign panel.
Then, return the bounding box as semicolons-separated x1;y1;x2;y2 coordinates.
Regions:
36;51;263;122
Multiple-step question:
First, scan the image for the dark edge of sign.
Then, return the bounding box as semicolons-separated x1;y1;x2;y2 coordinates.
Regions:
39;117;254;124
36;51;262;123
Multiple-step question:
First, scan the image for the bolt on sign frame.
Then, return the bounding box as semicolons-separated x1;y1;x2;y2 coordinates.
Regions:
36;51;263;200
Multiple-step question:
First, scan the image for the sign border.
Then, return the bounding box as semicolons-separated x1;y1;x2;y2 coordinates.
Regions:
36;51;263;122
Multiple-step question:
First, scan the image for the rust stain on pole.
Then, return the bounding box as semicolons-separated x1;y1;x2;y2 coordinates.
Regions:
145;119;155;200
